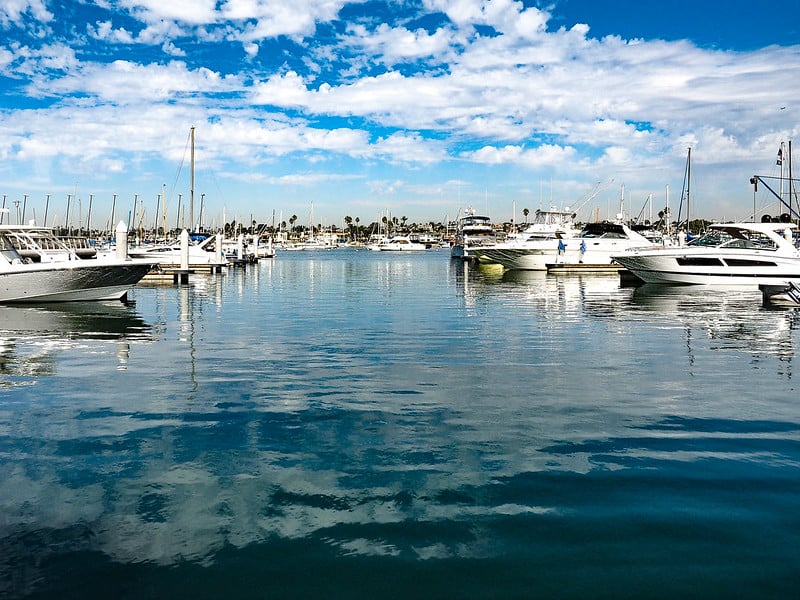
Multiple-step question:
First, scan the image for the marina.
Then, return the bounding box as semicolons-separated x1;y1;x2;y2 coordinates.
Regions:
2;249;800;597
2;2;800;595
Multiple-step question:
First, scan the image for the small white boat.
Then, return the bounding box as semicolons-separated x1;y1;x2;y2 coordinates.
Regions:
0;225;155;303
613;221;800;287
282;238;336;251
377;235;427;251
128;235;227;268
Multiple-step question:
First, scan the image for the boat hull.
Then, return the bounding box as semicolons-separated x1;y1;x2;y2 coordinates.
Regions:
614;251;800;286
476;242;637;271
0;261;154;303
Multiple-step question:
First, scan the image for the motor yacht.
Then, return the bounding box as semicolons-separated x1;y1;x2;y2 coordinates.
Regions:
0;225;155;302
377;235;427;251
613;221;800;286
474;221;652;271
450;207;496;259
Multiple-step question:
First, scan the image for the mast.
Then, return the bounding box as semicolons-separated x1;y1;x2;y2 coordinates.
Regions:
790;140;795;222
686;147;691;234
110;194;116;234
162;184;168;242
190;126;195;232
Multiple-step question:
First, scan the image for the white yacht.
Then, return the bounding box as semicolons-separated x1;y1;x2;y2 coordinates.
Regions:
474;221;652;271
376;235;427;251
471;207;579;267
450;208;496;259
613;221;800;286
0;225;155;302
282;237;336;251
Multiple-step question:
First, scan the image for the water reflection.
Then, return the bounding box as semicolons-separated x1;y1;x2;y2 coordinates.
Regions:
0;301;150;340
3;255;800;597
0;302;152;379
452;259;632;318
631;284;799;360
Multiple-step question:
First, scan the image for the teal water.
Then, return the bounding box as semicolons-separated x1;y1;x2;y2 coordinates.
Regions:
1;249;799;598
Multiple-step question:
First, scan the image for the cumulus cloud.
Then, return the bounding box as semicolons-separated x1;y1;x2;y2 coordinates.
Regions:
0;0;798;222
0;0;52;27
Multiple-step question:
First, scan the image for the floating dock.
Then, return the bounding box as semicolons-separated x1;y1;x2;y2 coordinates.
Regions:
545;262;626;275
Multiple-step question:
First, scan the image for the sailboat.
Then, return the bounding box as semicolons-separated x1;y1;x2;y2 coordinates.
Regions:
284;202;335;250
128;127;228;269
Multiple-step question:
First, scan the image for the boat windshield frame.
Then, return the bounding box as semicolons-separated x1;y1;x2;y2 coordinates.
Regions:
690;227;779;251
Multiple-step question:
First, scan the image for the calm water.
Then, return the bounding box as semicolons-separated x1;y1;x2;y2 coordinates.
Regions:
1;249;799;598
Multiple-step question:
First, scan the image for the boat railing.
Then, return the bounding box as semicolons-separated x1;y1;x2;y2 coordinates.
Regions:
4;230;81;263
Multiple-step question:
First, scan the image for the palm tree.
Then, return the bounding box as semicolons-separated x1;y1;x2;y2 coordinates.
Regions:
523;208;529;224
289;214;297;231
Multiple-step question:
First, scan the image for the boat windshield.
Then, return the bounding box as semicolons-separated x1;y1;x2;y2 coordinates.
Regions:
690;228;778;250
578;222;628;239
0;234;25;263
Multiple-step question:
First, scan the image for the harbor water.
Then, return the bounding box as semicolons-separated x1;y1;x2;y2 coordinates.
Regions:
1;249;799;598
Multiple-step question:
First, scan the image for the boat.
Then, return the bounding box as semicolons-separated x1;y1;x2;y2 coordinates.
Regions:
450;207;496;259
282;237;336;251
474;221;652;271
127;234;227;268
613;221;800;286
0;224;156;302
471;207;579;267
255;236;276;258
375;235;427;251
511;207;579;240
408;232;440;248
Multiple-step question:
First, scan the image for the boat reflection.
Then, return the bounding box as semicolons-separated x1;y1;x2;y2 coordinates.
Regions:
454;257;630;317
0;301;152;377
631;283;799;360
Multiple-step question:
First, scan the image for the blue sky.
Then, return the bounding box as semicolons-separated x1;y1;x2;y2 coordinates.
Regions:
0;0;798;230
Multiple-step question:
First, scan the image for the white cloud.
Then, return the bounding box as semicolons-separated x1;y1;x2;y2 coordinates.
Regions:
344;23;460;66
0;0;52;27
2;0;800;222
29;60;238;103
89;21;136;44
121;0;219;26
423;0;548;37
371;132;448;164
466;144;578;168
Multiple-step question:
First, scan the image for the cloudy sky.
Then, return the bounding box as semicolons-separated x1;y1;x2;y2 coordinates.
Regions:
0;0;798;230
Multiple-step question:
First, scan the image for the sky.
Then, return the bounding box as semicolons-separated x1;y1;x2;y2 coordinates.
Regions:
0;0;798;231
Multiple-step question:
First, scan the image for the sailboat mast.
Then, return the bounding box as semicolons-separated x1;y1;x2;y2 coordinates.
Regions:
789;140;796;223
162;183;168;243
686;147;691;234
190;126;195;232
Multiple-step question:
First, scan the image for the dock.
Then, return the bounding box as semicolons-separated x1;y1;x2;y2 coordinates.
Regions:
545;262;626;275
